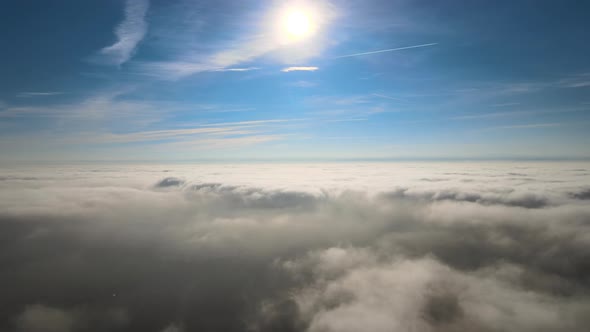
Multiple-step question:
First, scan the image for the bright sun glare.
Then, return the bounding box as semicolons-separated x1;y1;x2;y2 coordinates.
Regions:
285;10;311;37
282;8;316;40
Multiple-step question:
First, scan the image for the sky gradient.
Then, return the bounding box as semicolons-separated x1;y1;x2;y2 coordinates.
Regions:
1;0;589;161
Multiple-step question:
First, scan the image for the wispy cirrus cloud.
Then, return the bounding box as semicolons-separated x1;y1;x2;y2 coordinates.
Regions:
556;72;590;88
457;73;590;99
371;93;408;103
281;66;319;72
93;127;249;144
0;113;296;157
304;94;399;119
137;36;275;79
98;0;150;66
0;91;162;122
213;67;260;72
483;122;564;130
307;93;406;107
136;0;337;80
16;92;63;98
288;80;317;88
491;102;522;107
68;119;293;154
167;134;287;149
453;107;588;120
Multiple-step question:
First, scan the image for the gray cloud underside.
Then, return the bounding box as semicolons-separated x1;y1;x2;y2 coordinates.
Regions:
0;163;589;331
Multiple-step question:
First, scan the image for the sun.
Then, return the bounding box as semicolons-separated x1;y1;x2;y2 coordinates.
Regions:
284;10;312;38
281;7;317;41
269;1;332;47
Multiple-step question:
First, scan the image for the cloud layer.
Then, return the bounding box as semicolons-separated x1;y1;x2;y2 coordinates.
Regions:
0;162;589;331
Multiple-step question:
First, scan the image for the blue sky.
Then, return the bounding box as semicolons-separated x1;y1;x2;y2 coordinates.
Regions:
1;0;589;161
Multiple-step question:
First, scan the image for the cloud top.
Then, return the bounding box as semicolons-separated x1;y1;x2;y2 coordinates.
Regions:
0;162;589;331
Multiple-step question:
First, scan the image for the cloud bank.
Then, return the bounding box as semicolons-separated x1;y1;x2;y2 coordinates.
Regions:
0;162;589;331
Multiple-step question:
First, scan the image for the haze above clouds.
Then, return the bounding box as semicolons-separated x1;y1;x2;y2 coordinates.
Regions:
1;162;589;331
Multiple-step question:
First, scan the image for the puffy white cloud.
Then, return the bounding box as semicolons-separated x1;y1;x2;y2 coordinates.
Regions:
271;249;590;332
0;162;589;331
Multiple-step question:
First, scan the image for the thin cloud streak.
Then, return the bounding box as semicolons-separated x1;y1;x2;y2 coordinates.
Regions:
372;93;407;102
72;118;302;144
167;134;287;149
288;81;317;88
198;119;301;128
94;127;247;143
484;123;564;130
491;102;522;107
453;107;588;120
99;0;149;66
213;67;260;72
138;36;276;79
17;92;63;98
324;117;368;122
281;66;319;72
334;43;438;59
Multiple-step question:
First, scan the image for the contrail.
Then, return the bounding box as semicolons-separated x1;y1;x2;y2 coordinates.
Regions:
334;43;438;59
